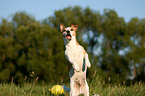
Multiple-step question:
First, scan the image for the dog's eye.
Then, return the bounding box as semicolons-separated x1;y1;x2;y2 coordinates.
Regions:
71;29;73;31
63;30;66;32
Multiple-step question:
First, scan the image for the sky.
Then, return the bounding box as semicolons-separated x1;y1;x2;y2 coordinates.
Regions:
0;0;145;22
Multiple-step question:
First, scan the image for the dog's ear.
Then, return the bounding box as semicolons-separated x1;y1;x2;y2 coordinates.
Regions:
60;23;65;32
71;24;78;31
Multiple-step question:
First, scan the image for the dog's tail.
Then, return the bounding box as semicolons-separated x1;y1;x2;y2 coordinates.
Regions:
62;85;70;92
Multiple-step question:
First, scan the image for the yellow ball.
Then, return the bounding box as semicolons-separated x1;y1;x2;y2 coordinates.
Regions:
51;85;64;95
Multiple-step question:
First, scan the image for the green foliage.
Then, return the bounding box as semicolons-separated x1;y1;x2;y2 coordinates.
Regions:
0;12;67;83
0;6;145;84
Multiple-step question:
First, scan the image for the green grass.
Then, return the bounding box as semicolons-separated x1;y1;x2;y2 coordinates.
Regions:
0;83;52;96
90;82;145;96
0;81;145;96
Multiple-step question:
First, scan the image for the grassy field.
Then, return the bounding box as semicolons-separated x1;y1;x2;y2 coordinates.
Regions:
0;80;145;96
90;81;145;96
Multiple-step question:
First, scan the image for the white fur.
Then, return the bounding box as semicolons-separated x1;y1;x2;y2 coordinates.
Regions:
60;24;91;96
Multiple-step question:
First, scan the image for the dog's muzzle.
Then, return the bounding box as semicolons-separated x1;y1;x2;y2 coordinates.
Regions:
66;30;71;40
66;30;70;34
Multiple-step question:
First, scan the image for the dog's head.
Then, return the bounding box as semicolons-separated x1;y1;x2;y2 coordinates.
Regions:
60;23;78;43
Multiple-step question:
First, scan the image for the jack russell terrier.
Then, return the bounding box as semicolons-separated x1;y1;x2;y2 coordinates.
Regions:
60;23;91;96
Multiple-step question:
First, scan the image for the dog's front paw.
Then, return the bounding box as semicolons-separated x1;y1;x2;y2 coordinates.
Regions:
87;62;91;68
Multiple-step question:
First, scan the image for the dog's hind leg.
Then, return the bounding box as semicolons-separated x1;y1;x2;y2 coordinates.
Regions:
70;87;80;96
81;81;89;96
70;79;80;96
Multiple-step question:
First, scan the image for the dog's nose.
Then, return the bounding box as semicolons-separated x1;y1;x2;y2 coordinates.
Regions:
66;30;70;33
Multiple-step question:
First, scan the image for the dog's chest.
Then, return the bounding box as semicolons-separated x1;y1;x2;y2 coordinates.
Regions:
65;45;84;66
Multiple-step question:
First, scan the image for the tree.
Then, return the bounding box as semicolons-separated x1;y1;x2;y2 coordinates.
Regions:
97;9;130;82
126;18;145;80
0;6;145;84
0;19;15;82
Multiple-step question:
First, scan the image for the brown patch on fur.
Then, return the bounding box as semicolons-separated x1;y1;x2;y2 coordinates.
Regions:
76;41;87;54
76;41;80;46
83;48;87;54
72;31;76;36
71;24;78;31
60;23;65;32
75;34;86;54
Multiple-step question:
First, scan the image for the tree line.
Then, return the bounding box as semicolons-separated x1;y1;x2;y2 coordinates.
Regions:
0;6;145;84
